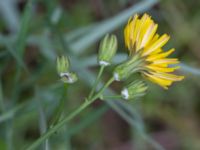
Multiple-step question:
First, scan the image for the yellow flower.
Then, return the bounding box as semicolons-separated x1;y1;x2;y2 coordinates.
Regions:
124;13;184;89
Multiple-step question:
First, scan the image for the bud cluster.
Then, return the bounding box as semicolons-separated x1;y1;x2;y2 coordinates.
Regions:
97;34;148;100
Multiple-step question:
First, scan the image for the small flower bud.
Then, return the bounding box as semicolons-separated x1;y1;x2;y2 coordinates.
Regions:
57;56;70;74
57;56;78;84
60;72;78;84
113;53;143;81
121;80;148;100
98;34;118;66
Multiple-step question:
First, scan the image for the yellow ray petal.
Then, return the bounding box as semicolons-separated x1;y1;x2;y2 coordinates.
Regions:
124;25;130;49
140;23;158;49
146;65;179;73
124;15;138;49
150;71;184;81
148;34;159;45
136;14;152;50
143;34;170;56
146;48;175;61
143;72;173;89
152;58;179;65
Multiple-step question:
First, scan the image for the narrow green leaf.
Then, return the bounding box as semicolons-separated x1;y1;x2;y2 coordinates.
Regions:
67;0;158;54
16;0;34;56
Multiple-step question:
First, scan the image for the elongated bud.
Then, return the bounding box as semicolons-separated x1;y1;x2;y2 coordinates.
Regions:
121;80;148;100
113;53;143;81
98;34;118;66
57;56;70;74
60;72;78;84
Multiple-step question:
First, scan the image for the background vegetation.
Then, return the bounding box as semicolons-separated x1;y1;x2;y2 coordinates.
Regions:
0;0;200;149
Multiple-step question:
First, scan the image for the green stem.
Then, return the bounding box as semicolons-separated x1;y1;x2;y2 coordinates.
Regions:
88;66;105;99
90;77;114;101
26;100;91;150
49;84;68;128
25;77;114;150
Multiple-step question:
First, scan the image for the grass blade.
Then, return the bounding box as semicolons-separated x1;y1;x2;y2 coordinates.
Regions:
67;0;158;54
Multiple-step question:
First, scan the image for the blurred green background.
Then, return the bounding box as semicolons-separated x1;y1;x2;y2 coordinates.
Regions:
0;0;200;149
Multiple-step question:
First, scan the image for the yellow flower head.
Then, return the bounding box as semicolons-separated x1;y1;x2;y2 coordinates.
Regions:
124;13;184;89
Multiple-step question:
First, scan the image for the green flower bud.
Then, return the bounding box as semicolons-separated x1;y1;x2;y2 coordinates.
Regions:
121;80;148;100
113;53;144;81
57;56;78;84
60;72;78;84
57;56;70;74
98;34;118;66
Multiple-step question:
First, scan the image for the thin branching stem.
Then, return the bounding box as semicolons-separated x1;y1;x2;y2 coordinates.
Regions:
25;77;114;150
88;65;105;99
